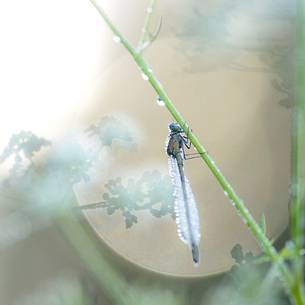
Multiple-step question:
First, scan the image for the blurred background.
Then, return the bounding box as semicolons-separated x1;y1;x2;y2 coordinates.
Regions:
0;0;295;304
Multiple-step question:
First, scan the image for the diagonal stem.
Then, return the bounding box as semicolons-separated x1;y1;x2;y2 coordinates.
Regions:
86;1;303;302
56;209;133;305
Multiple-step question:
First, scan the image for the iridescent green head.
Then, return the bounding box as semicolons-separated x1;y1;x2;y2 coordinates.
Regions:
169;122;182;133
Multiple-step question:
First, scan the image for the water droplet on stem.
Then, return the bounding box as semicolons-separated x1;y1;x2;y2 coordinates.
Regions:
156;97;165;106
141;73;149;81
112;35;121;43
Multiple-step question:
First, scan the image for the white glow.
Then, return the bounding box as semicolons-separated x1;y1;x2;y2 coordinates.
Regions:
0;0;110;149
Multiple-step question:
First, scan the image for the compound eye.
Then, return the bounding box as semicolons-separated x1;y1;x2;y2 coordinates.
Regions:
169;122;181;132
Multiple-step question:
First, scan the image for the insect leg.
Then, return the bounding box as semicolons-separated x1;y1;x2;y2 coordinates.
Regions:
181;141;187;160
182;124;192;149
183;136;192;149
185;155;202;160
184;152;208;160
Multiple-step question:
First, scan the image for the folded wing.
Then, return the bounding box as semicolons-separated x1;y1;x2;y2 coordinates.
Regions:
168;155;201;265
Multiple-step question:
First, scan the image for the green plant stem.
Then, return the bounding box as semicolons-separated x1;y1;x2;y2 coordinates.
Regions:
56;210;132;305
58;209;184;305
290;0;305;302
292;0;305;251
87;1;303;303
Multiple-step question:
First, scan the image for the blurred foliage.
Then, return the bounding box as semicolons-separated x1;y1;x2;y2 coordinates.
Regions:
127;282;186;305
0;122;299;305
205;263;287;305
174;1;241;50
0;116;174;237
0;131;101;251
0;131;51;162
85;116;136;150
45;138;94;185
1;1;304;304
80;171;174;228
230;244;255;266
0;116;136;200
0;136;94;215
14;277;96;305
173;1;294;108
0;131;50;183
201;244;287;305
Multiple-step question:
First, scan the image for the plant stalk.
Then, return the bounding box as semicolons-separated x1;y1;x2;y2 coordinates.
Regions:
56;210;132;305
290;0;305;303
87;1;302;302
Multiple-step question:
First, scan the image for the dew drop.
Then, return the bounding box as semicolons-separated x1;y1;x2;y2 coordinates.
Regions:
147;7;153;13
141;41;149;49
156;96;165;106
141;73;149;81
224;191;229;197
112;35;121;43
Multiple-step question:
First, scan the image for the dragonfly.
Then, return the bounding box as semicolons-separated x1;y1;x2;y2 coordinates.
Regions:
166;122;202;266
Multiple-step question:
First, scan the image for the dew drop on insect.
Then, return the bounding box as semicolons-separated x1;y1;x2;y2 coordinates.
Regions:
156;96;165;107
112;35;121;43
141;73;149;81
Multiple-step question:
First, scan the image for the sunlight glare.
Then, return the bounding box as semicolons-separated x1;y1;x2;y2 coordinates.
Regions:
0;0;108;148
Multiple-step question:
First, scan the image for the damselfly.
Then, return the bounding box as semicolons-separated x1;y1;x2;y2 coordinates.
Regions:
166;122;201;266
